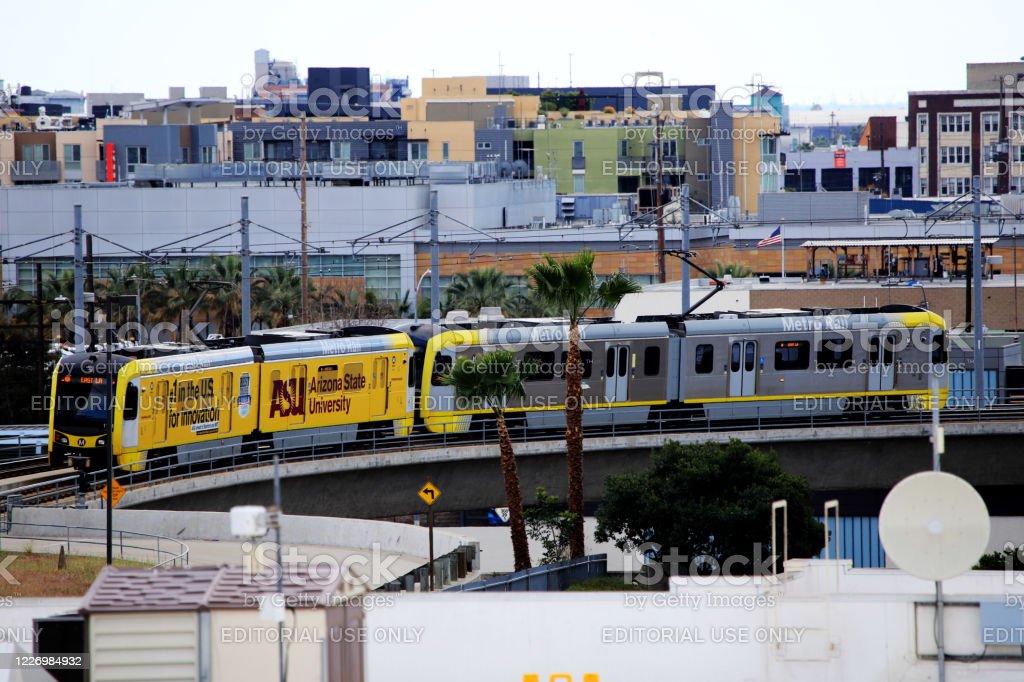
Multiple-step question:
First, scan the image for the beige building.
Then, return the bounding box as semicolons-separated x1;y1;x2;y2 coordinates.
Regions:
81;565;363;682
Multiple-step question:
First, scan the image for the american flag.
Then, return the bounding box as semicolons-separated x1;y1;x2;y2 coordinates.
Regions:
757;226;782;248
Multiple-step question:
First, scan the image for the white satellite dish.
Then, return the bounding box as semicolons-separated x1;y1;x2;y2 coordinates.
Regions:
879;471;990;581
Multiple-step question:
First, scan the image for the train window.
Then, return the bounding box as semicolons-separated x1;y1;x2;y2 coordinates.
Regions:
931;332;947;365
430;355;453;386
774;341;810;371
559;351;593;379
695;344;714;374
123;383;139;421
744;342;755;372
730;343;741;372
605;348;615;377
618;347;628;377
817;337;853;369
643;347;661;376
523;351;555;381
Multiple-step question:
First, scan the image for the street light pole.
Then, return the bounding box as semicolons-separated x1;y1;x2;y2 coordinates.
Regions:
105;296;113;565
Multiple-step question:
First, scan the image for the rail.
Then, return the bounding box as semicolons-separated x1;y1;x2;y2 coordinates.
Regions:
0;520;190;568
0;456;51;478
446;554;607;592
5;400;1024;510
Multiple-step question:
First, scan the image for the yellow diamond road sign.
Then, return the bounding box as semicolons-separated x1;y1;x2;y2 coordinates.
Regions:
99;479;126;508
419;481;441;506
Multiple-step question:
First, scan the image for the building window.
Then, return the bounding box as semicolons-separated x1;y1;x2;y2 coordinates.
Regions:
662;140;678;157
442;142;450;161
918;113;928;135
696;172;709;182
696;137;710;146
694;344;714;374
408;142;427;161
920;179;929;196
774;341;810;371
202;146;216;164
572;174;585;193
940;177;970;196
938;114;970;134
573;140;584;158
1014;146;1024;163
242;141;262;161
983;176;997;194
330;140;351;161
939;146;970;165
475;141;492;150
1014;176;1024;192
1013;113;1024;132
619;139;629;157
920;147;927;165
126;146;148;172
22;144;50;161
63;144;81;170
983;112;999;134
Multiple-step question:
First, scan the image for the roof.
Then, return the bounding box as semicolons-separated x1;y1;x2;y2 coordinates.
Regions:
800;238;999;248
81;564;347;613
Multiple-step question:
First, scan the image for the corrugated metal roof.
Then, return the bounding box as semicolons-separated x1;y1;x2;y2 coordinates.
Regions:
800;238;999;248
81;564;346;613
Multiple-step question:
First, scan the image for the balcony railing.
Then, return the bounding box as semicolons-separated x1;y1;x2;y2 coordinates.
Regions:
124;160;501;184
10;160;60;183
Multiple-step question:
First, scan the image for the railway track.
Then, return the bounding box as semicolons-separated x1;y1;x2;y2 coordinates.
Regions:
0;455;51;479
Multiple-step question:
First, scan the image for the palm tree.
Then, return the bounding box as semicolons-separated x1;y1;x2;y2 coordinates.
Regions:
153;261;209;332
443;350;532;571
526;250;640;558
96;263;160;328
713;262;753;278
206;255;243;336
443;268;514;316
253;264;303;328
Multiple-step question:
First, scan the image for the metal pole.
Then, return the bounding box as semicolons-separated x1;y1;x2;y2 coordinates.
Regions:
931;368;946;682
299;114;309;324
428;504;435;591
105;297;113;565
655;113;666;284
429;191;440;325
240;196;252;336
681;184;691;315
273;453;284;682
73;205;85;351
972;176;984;409
780;218;786;281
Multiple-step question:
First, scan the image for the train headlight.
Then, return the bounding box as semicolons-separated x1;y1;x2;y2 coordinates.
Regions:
96;438;106;447
56;433;69;445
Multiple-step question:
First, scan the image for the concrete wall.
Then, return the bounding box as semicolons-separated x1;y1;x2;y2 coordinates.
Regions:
9;507;471;561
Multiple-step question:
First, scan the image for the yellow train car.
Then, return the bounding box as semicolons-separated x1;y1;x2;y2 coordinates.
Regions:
50;347;260;471
257;333;414;449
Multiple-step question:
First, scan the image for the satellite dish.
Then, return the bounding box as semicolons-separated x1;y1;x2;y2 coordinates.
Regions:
879;471;990;581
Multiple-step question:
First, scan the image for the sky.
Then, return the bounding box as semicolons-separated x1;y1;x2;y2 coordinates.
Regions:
2;0;1021;109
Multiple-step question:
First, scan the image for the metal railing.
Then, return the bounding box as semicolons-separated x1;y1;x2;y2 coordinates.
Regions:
446;554;607;592
0;520;189;568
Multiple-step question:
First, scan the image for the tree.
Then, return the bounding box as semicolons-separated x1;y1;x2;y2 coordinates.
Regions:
713;262;753;278
442;268;514;316
526;250;641;558
525;487;579;565
595;439;824;578
205;255;242;336
154;261;209;332
443;350;532;571
253;265;303;328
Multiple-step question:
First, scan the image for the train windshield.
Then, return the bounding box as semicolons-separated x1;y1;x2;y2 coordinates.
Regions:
54;374;110;429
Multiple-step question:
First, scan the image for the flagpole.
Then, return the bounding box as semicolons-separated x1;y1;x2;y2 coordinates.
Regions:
780;219;786;282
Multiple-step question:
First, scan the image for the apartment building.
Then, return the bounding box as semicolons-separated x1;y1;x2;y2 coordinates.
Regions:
909;61;1024;196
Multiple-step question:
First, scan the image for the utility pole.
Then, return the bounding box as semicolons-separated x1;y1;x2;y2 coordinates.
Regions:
85;234;95;350
429;191;440;325
73;204;85;352
972;175;984;410
681;183;690;314
299;113;309;323
655;112;666;284
240;196;252;336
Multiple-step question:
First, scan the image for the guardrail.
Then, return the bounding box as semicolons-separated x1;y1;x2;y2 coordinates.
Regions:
6;400;1024;511
445;554;607;592
375;543;480;593
0;520;189;568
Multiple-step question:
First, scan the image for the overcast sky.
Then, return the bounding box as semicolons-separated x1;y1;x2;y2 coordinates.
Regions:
3;0;1020;109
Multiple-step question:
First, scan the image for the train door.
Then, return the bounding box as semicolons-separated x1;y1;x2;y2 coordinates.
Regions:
219;371;233;434
153;380;169;443
604;345;629;403
728;340;757;397
371;357;389;417
868;333;896;391
290;365;307;426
